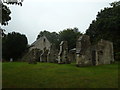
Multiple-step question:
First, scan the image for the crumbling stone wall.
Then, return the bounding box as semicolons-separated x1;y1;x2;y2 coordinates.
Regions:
22;48;42;62
76;35;92;66
69;48;76;62
40;47;49;62
47;44;58;63
28;49;37;64
22;35;55;63
76;35;114;66
58;41;70;64
92;39;114;65
22;34;114;66
30;36;51;51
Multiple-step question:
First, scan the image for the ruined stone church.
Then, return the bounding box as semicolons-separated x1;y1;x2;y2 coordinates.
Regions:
22;35;58;63
22;34;114;66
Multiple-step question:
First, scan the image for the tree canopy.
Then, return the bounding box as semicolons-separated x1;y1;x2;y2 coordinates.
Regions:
2;32;28;61
0;3;11;25
3;0;24;6
0;0;24;25
86;1;120;60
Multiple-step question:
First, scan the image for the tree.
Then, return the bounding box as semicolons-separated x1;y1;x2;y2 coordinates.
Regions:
2;32;28;61
86;1;120;60
110;1;120;7
0;0;24;25
0;3;11;25
3;0;24;6
59;27;82;50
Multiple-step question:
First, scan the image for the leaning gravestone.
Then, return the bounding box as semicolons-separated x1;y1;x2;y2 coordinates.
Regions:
58;41;70;64
10;58;13;62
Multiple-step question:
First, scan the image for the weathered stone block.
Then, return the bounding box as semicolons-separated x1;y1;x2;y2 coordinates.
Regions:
76;35;92;66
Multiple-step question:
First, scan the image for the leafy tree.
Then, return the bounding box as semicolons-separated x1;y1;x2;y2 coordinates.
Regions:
86;1;120;60
59;27;82;50
110;1;120;7
2;32;28;61
0;0;24;25
0;3;11;25
3;0;24;6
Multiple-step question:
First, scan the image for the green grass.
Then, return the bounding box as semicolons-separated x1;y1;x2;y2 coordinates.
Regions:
2;62;119;88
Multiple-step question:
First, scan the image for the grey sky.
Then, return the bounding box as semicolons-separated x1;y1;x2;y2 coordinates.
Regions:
2;0;116;44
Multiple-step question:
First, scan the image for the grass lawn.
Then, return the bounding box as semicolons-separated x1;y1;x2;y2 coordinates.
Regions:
2;62;119;88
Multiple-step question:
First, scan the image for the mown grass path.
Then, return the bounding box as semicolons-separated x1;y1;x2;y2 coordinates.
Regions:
2;62;118;88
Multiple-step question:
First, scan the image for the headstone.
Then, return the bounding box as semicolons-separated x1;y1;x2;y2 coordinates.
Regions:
10;58;13;62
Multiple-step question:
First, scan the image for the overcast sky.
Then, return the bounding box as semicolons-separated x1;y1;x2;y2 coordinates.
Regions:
2;0;116;44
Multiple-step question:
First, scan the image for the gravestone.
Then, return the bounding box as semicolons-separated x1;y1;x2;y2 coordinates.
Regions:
10;58;13;62
58;41;70;64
